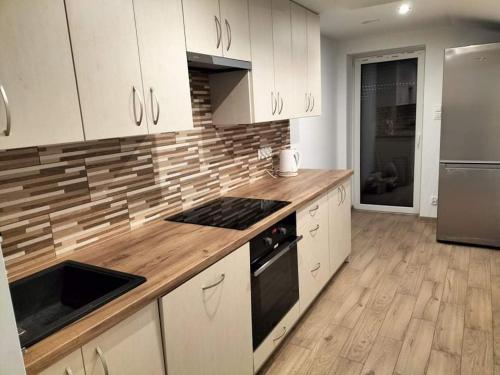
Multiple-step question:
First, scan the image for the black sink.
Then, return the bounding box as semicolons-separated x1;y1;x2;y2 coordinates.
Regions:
10;260;146;349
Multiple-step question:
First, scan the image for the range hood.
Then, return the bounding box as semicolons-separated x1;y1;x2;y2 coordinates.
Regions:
187;52;251;71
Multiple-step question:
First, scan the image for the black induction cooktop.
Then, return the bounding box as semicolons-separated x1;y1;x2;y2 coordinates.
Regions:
165;197;290;230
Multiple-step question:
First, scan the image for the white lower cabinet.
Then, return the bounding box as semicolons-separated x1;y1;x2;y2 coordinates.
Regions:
40;349;85;375
253;303;300;372
328;179;352;275
161;243;253;375
297;193;330;313
82;302;165;375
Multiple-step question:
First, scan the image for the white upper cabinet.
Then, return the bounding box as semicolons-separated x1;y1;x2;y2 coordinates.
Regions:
248;0;276;122
219;0;252;61
66;0;148;140
183;0;251;61
307;11;321;116
133;0;194;133
291;3;309;118
271;0;293;120
183;0;223;56
0;0;84;150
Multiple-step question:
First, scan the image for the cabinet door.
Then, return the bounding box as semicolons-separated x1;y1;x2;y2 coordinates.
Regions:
161;243;253;375
40;349;85;375
306;11;321;116
290;3;309;118
0;0;84;149
183;0;223;56
249;0;276;123
66;0;148;140
133;0;193;133
82;302;165;375
329;180;352;275
297;197;330;313
271;0;292;120
220;0;251;61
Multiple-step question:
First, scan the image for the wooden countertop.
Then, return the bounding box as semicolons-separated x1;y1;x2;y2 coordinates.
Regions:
15;169;352;374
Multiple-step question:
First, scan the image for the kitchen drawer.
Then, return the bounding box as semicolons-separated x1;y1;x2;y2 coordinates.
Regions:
253;302;300;372
297;207;330;314
297;192;327;227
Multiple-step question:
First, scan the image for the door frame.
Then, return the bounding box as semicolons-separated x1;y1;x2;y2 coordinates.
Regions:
353;50;425;214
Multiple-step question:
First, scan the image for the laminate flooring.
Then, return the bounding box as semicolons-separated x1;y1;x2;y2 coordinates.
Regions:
260;211;499;375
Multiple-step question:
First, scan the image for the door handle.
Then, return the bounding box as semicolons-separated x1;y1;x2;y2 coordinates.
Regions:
202;274;225;290
96;346;110;375
416;133;421;149
132;86;144;126
305;93;310;112
65;368;73;375
279;94;284;114
310;94;315;112
225;19;232;51
338;186;342;206
150;87;160;125
341;185;346;204
0;85;11;136
272;326;287;342
215;16;222;49
271;91;277;115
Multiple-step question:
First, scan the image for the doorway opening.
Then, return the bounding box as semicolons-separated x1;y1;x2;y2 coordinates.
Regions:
353;51;424;214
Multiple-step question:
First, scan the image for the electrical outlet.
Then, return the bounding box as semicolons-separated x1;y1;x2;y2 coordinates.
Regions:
431;196;438;206
258;147;272;160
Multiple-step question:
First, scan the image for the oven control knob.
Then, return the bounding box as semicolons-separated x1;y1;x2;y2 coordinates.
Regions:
278;227;287;235
263;237;273;246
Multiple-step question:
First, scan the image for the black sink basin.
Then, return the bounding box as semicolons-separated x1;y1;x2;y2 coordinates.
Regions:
10;260;146;349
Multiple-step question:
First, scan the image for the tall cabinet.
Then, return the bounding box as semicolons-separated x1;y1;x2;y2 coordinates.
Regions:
329;179;352;274
290;3;321;117
182;0;251;61
0;0;84;149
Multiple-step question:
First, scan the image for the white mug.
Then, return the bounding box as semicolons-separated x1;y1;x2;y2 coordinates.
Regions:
279;149;301;176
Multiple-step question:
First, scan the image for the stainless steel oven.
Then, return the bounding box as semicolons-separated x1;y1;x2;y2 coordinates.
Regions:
250;213;301;350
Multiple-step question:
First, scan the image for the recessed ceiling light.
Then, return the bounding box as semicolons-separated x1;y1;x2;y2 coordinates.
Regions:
398;3;411;15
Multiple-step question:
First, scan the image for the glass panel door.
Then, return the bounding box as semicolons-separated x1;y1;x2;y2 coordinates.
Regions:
359;58;418;208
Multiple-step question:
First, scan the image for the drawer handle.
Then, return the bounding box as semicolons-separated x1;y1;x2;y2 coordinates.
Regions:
96;346;110;375
0;85;11;136
309;205;319;216
309;224;320;236
202;273;225;291
311;262;321;273
65;367;73;375
273;326;287;342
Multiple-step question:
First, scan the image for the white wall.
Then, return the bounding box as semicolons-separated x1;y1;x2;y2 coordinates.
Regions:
290;36;337;169
334;24;500;217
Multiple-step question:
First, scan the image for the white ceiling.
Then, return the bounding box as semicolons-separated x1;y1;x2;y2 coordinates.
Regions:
295;0;500;39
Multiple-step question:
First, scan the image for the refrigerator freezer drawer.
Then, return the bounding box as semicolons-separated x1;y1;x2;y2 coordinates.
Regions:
437;163;500;247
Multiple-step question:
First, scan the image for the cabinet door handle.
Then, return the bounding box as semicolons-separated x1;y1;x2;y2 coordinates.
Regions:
225;19;232;51
65;367;73;375
96;346;110;375
338;187;342;206
309;204;319;216
0;85;11;136
132;86;144;126
310;94;315;112
305;93;310;112
311;262;321;273
309;224;320;236
215;16;222;49
273;326;287;342
271;91;277;115
279;94;284;114
150;87;160;125
341;185;346;204
202;273;225;290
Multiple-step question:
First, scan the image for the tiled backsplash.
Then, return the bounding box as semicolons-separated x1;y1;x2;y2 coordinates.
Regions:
0;70;290;272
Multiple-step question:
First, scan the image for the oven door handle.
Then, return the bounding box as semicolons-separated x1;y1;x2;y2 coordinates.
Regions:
252;235;303;277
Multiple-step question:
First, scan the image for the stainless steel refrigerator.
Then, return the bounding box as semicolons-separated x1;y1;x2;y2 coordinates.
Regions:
437;42;500;247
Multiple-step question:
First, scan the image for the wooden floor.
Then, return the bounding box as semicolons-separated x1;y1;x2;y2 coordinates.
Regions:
261;211;500;375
